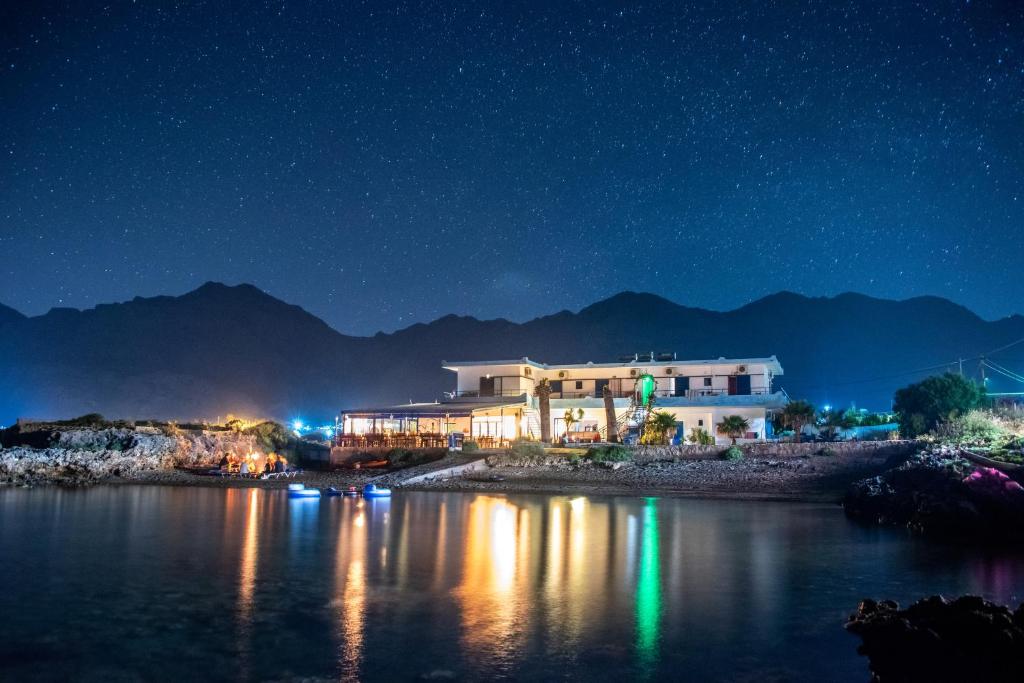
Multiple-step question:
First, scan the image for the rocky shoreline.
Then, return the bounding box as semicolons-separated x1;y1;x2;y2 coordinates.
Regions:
404;442;915;502
843;445;1024;540
846;595;1024;682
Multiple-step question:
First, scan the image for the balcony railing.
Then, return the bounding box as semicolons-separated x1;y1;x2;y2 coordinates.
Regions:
448;390;527;399
551;388;773;400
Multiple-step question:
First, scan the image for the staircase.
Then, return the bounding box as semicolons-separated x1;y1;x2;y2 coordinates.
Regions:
523;410;542;440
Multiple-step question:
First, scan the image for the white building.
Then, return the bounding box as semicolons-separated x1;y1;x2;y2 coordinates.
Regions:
339;353;787;446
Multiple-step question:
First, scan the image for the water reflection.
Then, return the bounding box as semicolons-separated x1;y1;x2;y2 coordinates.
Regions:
237;489;260;678
336;499;367;681
636;498;662;673
5;487;1024;682
457;496;531;666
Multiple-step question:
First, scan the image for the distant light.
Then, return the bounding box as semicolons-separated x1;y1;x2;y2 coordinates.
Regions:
823;404;832;412
292;419;305;431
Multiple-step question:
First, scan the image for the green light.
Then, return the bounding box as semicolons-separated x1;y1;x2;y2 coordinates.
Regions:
638;374;656;405
636;497;661;673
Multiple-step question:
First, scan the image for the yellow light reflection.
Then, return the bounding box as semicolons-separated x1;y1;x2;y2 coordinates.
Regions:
456;496;530;659
337;501;367;682
238;489;259;618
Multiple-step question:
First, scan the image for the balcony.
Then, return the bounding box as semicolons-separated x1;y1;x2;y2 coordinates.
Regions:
551;388;772;400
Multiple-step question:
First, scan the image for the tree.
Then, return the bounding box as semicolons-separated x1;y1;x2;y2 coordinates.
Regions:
648;411;678;445
535;379;552;443
602;385;620;443
779;400;816;443
562;407;584;441
717;415;750;445
821;408;858;440
893;373;986;438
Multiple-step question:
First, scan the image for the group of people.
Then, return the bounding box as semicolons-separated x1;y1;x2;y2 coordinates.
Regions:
217;452;289;477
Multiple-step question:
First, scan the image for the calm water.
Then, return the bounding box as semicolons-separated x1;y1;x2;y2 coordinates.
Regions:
1;487;1023;682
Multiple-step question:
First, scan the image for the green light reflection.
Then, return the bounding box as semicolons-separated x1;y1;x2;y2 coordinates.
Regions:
636;497;662;673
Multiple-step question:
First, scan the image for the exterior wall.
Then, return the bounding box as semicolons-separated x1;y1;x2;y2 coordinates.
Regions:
453;365;536;396
454;360;776;399
545;397;771;444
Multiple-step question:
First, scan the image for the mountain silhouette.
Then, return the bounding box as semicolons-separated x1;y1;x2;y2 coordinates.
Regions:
1;283;1021;424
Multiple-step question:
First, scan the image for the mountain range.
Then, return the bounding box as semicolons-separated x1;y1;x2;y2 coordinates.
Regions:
1;282;1022;425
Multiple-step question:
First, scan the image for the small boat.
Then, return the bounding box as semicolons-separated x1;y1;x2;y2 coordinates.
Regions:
362;483;392;498
287;483;321;498
323;487;344;497
343;486;360;497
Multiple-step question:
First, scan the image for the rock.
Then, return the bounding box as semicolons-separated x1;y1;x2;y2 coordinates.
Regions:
846;595;1024;682
843;448;1024;540
0;427;260;486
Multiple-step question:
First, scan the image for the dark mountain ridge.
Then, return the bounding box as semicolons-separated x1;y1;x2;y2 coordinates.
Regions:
1;283;1021;424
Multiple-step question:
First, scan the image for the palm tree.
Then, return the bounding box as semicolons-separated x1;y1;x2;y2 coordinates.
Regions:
563;407;584;441
779;400;816;443
717;415;750;444
602;385;620;443
648;411;678;445
535;379;552;443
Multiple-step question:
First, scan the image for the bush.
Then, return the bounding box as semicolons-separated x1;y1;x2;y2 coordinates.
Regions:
688;427;715;445
462;440;479;453
587;444;632;463
510;439;546;461
385;448;442;468
818;446;837;457
935;410;1006;446
721;446;744;461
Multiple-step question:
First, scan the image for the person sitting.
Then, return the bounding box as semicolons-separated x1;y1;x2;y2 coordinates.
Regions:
274;458;285;474
218;453;230;469
263;460;272;475
240;460;249;476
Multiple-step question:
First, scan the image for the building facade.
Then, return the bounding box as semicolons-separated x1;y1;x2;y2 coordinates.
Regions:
339;353;787;446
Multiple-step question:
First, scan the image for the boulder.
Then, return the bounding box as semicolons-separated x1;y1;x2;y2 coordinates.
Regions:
846;595;1024;682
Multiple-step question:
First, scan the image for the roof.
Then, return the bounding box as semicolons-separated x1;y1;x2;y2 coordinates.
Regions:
340;397;526;419
443;355;784;375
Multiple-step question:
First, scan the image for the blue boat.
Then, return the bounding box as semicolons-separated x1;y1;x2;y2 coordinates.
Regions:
362;483;391;498
287;483;321;498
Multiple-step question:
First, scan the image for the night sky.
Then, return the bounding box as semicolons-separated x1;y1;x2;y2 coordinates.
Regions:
2;1;1022;335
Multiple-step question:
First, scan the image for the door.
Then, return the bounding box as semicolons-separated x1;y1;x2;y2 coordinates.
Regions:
595;379;609;397
674;376;689;396
736;374;751;395
673;422;686;445
728;376;738;395
479;376;495;397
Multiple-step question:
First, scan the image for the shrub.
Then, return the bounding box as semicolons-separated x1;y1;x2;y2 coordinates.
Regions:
510;439;546;461
818;446;836;457
688;427;714;445
721;446;744;461
587;444;632;463
462;440;479;453
935;410;1006;446
385;448;442;468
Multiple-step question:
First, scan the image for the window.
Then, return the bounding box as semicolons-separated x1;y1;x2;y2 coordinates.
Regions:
575;380;583;390
703;377;712;387
698;419;704;427
524;367;532;377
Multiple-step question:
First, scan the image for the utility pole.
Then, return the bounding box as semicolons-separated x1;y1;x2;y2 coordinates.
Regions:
958;358;963;377
980;357;986;386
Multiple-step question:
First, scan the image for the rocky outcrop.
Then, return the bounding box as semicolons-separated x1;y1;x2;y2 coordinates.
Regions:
0;427;260;486
846;595;1024;682
843;446;1024;539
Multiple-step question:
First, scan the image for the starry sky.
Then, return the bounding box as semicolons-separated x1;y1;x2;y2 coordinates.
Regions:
2;1;1022;335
